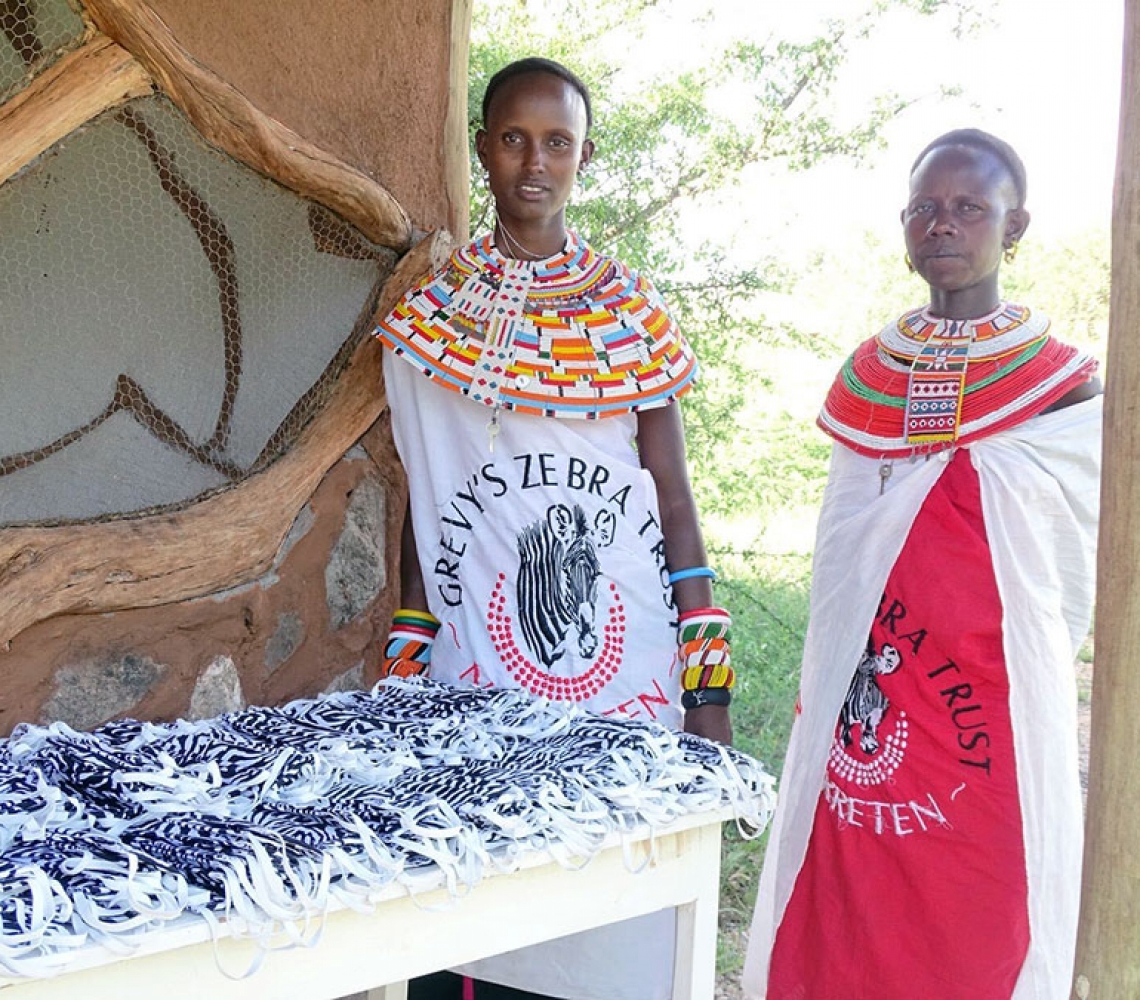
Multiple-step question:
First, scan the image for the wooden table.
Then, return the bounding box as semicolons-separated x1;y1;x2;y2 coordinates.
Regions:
0;808;730;1000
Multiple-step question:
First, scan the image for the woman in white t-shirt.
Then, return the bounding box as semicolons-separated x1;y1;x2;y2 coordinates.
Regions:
375;57;735;1000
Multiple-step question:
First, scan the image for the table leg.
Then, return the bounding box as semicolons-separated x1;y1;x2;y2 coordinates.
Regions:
670;824;722;1000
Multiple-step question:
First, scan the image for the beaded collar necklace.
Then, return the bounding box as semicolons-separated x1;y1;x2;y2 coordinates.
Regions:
817;302;1097;461
904;313;980;447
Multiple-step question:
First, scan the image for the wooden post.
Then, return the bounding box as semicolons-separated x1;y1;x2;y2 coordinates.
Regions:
444;0;474;240
1072;1;1140;996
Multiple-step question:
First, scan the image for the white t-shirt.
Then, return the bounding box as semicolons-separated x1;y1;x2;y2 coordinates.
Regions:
384;351;681;999
385;351;682;732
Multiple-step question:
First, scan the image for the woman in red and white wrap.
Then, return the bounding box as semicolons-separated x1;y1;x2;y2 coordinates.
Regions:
744;129;1102;1000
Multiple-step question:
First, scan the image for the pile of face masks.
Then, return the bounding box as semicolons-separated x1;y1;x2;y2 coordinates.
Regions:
0;677;774;978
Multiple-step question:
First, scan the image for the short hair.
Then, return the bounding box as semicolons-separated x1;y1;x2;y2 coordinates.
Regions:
910;128;1028;208
481;57;593;133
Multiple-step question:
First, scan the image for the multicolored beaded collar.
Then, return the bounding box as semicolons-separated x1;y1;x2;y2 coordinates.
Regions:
819;303;1098;458
376;231;697;419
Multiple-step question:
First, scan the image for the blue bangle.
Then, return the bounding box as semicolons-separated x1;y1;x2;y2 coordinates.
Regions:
668;566;717;584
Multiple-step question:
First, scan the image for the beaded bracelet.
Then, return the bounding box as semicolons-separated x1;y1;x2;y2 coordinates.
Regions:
681;663;736;692
668;566;717;585
392;608;441;631
682;687;732;710
381;608;440;679
676;606;735;695
680;634;731;662
677;607;732;645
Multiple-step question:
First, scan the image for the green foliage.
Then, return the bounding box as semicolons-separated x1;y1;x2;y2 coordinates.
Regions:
714;549;810;771
468;0;979;536
1001;228;1111;351
793;233;932;347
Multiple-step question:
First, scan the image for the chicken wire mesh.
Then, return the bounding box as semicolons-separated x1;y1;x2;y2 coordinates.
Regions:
0;94;396;526
0;0;85;104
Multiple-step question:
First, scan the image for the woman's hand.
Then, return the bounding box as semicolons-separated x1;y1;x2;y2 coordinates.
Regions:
684;704;734;745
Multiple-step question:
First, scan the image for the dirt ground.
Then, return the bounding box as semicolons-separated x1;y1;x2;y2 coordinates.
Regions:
714;661;1095;1000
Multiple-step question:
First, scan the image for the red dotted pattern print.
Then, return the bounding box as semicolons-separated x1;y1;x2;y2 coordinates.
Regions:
487;575;625;701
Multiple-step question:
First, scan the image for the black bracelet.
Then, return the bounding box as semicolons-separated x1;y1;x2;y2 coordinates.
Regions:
681;687;733;710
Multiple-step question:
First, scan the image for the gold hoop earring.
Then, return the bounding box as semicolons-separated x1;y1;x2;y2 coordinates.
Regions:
904;253;916;274
1003;242;1019;264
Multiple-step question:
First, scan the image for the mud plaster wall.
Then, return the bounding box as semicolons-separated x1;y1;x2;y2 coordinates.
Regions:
143;0;467;235
0;1;464;734
0;417;407;736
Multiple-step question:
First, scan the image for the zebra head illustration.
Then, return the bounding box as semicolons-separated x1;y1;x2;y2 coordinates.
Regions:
516;503;616;668
840;641;903;756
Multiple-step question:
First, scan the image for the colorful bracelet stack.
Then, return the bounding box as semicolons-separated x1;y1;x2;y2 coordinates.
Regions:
677;604;734;711
380;608;440;678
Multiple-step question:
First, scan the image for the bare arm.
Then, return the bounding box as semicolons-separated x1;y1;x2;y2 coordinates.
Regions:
376;504;439;679
1042;375;1103;414
637;403;732;744
399;501;429;612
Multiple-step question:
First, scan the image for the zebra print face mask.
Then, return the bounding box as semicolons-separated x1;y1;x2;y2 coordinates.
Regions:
0;677;774;978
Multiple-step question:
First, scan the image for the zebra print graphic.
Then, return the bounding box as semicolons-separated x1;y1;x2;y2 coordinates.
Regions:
839;641;902;756
516;503;616;668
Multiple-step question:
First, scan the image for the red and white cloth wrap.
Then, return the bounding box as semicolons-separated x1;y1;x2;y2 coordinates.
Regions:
744;394;1101;1000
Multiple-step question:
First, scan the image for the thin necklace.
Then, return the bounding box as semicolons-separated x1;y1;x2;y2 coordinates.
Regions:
494;213;550;261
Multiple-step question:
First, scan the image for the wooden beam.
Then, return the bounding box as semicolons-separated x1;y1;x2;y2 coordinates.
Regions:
444;0;473;239
0;34;153;186
1072;0;1140;996
84;0;412;251
0;232;452;649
